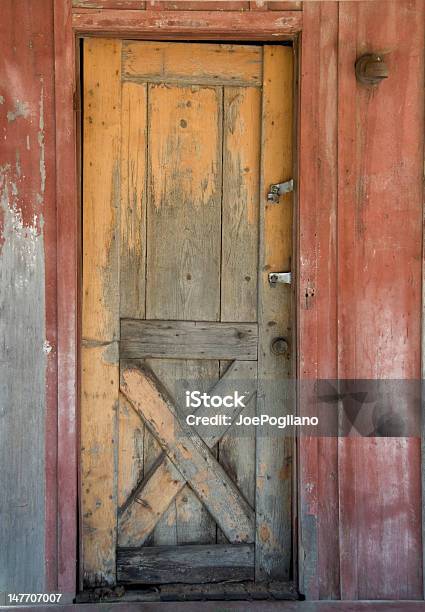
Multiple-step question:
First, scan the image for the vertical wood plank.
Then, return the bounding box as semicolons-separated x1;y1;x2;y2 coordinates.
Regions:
219;83;261;542
255;45;293;582
146;84;222;321
337;0;424;600
146;359;219;544
54;0;78;594
83;38;121;343
298;1;339;601
144;82;223;544
118;393;144;508
82;38;122;586
221;86;261;323
120;82;147;320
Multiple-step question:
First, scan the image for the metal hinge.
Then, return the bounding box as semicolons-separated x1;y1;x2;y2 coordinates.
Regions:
267;179;294;204
268;272;292;287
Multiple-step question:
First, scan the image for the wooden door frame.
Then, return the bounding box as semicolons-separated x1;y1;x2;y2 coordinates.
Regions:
53;2;337;598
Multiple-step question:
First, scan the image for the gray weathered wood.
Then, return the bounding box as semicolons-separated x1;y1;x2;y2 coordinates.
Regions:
142;82;223;547
118;360;257;547
120;320;258;360
121;366;255;544
221;85;260;324
219;85;261;544
145;359;218;545
255;45;294;582
117;544;254;584
145;84;222;322
120;81;147;320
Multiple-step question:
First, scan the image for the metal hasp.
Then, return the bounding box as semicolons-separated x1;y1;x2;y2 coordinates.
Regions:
268;272;292;287
267;179;294;204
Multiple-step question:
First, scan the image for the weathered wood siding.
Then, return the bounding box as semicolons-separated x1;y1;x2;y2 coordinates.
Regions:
299;0;425;601
1;0;424;600
0;0;57;592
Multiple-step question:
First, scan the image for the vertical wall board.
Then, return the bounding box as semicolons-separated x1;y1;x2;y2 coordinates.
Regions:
337;0;424;600
54;0;78;594
0;0;57;593
298;1;339;600
81;38;122;587
255;45;293;582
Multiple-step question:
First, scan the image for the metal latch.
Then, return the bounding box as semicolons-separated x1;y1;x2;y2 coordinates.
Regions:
267;179;294;204
268;272;292;287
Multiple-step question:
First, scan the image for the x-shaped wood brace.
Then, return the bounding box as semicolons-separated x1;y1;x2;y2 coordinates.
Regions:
119;361;257;546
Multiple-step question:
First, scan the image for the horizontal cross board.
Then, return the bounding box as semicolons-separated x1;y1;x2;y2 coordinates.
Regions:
117;543;254;585
120;320;258;360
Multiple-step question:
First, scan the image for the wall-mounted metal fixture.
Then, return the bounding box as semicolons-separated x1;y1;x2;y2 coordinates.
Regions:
267;179;294;204
269;272;292;287
355;53;389;86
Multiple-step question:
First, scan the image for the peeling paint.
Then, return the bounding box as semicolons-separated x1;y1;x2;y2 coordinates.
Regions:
0;161;46;591
6;99;29;122
0;95;4;105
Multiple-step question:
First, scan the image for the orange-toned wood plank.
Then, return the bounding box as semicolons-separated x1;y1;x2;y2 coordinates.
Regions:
82;38;121;343
81;37;122;587
255;44;293;582
81;343;119;586
123;41;261;86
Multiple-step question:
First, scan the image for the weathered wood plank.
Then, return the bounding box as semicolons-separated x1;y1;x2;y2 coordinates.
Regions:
337;1;424;601
118;361;256;546
83;38;121;343
81;343;119;587
146;359;218;545
0;0;57;591
118;393;145;508
72;10;302;39
73;0;145;7
121;320;258;360
117;544;254;584
81;38;122;587
147;1;249;10
121;366;255;543
145;84;222;321
255;45;293;582
120;82;147;319
219;84;260;535
123;42;261;86
221;85;260;323
142;79;223;547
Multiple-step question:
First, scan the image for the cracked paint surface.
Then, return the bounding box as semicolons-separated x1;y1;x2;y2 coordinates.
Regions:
0;18;50;588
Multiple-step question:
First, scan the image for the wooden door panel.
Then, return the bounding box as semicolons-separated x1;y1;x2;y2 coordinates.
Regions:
82;39;293;588
122;41;262;87
146;84;222;321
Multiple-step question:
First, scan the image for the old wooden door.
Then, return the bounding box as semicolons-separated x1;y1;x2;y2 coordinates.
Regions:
82;38;293;590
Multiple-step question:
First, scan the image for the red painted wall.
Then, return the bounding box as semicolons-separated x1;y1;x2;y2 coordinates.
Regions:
0;0;424;600
299;0;424;600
